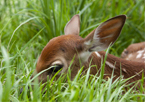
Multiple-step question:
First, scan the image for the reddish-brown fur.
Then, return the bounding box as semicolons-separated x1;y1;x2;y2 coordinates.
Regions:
121;42;145;63
35;15;145;86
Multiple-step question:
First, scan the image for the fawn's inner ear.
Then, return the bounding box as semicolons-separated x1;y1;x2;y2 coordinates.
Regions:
64;14;80;35
83;15;126;52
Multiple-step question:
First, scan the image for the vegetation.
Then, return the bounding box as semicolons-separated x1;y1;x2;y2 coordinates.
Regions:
0;0;144;101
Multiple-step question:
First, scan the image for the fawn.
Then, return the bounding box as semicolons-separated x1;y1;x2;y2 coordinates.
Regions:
35;15;145;86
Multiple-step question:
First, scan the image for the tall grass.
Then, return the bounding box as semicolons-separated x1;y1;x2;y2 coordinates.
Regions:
0;0;145;101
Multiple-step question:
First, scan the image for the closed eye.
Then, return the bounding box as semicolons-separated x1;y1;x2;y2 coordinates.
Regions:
51;64;63;73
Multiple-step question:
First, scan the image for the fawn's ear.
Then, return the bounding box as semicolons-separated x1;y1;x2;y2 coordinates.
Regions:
83;15;126;52
64;14;80;35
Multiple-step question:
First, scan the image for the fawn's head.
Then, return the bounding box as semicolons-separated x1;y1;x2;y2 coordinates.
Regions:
36;15;126;82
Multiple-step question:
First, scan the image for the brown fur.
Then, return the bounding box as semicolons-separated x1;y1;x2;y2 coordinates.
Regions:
96;52;145;82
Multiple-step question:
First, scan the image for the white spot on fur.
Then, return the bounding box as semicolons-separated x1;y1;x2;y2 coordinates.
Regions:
136;50;144;58
122;68;127;73
128;54;133;58
95;52;101;58
126;54;133;60
105;61;116;69
138;50;144;53
136;53;142;59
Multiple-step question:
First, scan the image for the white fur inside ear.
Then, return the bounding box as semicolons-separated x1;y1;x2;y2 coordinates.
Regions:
64;15;80;35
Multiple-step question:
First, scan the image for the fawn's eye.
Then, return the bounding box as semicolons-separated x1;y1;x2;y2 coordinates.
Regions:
50;60;63;73
51;64;63;72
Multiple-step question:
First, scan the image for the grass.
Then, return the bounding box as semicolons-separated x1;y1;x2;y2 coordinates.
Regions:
0;0;145;101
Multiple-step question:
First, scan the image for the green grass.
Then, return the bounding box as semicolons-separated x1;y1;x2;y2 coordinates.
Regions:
0;0;145;101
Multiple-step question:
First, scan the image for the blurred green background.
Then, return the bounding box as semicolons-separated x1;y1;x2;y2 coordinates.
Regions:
0;0;144;101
